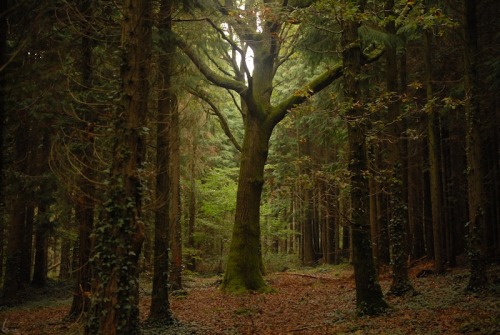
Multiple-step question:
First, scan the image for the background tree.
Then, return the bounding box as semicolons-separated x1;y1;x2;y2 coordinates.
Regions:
462;0;488;292
340;0;388;315
148;0;176;322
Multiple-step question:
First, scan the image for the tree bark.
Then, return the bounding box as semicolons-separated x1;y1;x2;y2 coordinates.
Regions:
424;29;445;274
86;0;152;333
148;0;175;321
341;3;387;314
169;87;183;291
462;0;488;291
31;208;49;288
222;113;272;292
68;197;94;317
20;204;34;285
0;0;6;283
68;0;95;318
187;134;197;272
384;0;414;296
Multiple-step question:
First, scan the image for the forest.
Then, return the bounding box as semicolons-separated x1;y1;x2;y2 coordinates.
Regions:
0;0;499;334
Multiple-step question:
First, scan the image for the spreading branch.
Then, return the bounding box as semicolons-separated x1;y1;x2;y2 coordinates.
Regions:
172;33;248;94
189;87;242;152
269;47;384;127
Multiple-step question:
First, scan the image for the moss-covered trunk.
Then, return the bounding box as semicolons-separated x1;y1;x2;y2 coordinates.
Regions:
222;114;272;293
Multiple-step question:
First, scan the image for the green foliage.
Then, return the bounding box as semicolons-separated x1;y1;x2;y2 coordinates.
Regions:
190;167;238;272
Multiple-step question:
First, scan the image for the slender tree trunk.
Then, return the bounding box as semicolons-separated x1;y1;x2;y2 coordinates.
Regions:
407;137;426;259
0;0;6;283
187;135;197;272
385;0;414;295
68;0;95;316
369;144;379;268
68;198;94;317
148;0;175;321
169;87;182;291
31;207;48;288
425;29;445;273
302;189;315;266
32;130;52;288
463;0;488;291
342;8;387;315
20;204;34;285
86;0;152;333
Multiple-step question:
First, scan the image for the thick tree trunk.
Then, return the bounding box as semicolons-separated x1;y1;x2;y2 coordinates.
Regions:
86;0;152;333
222;114;272;293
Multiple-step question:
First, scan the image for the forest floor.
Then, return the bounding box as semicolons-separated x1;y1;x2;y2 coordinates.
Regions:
0;262;499;335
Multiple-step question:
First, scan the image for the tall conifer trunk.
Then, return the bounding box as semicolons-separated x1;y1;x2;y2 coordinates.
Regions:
0;0;6;282
384;0;414;296
86;0;152;333
169;90;182;290
341;1;387;315
424;27;445;273
462;0;488;291
68;0;95;316
148;0;175;321
2;109;30;303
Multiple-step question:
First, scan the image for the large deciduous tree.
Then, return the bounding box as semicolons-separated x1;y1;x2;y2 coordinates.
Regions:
175;0;348;292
